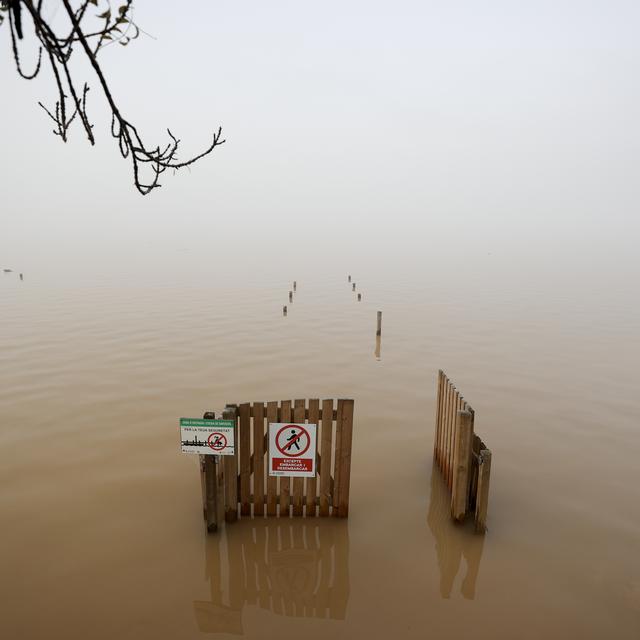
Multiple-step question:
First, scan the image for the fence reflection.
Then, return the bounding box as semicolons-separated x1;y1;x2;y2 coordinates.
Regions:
427;465;485;599
194;519;350;634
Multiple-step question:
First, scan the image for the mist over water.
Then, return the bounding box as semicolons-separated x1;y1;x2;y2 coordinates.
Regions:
2;1;640;638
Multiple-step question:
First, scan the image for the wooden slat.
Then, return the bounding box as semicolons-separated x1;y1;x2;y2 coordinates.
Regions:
223;406;238;523
332;400;343;518
335;399;354;517
292;399;306;516
475;448;492;533
447;386;458;489
435;370;444;463
279;400;292;516
266;401;278;516
239;403;251;516
253;402;265;517
319;399;333;516
451;410;473;521
441;380;451;477
306;399;320;516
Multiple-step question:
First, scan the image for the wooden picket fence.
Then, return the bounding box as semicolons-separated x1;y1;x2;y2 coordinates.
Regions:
200;399;354;530
433;371;492;532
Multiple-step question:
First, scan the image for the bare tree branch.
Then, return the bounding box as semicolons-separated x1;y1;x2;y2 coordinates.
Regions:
2;0;225;194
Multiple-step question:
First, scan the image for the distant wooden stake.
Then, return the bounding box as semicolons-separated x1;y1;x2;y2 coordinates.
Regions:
475;449;492;533
293;281;297;291
357;293;361;301
376;311;382;336
348;275;351;282
283;305;287;315
289;291;293;302
451;410;473;521
352;283;356;291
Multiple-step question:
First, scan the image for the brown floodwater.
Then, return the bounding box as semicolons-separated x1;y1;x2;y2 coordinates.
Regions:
1;247;639;640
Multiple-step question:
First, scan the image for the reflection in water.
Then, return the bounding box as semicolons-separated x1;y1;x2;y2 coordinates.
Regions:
374;335;381;360
194;520;350;634
427;466;484;600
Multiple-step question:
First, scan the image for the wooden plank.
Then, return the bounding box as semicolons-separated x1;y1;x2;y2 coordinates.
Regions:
253;402;265;517
248;405;338;421
475;448;492;533
239;403;251;517
266;401;278;516
306;399;320;516
335;399;354;517
451;410;473;521
279;400;292;516
292;399;306;516
447;386;458;489
435;370;444;463
319;399;333;516
223;406;238;523
332;400;343;517
441;379;451;477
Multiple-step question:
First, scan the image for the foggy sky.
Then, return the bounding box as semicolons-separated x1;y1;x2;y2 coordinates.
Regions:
1;0;639;282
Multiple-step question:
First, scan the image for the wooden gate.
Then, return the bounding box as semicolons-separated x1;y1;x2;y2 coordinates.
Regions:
433;371;492;532
200;399;354;529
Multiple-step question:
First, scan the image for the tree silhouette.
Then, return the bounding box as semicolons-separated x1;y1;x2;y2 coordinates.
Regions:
1;0;225;194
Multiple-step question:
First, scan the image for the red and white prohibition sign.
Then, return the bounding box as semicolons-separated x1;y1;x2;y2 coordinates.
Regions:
269;422;317;477
207;432;228;451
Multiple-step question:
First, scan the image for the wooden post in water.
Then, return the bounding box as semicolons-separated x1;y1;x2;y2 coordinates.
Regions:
352;283;356;291
451;410;473;521
289;290;293;302
357;293;361;301
475;449;492;532
202;411;218;532
348;275;351;282
293;281;297;291
283;305;287;315
223;405;238;523
376;311;382;336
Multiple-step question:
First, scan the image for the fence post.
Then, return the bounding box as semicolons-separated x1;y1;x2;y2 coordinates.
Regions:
451;410;473;521
202;411;218;532
475;449;492;533
223;405;238;523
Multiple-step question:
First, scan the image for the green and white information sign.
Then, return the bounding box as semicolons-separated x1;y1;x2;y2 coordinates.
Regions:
180;418;235;456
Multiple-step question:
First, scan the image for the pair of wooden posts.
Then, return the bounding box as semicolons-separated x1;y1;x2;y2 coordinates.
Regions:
200;399;355;532
433;371;492;533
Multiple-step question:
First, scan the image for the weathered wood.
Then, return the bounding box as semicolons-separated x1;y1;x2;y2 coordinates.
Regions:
441;379;451;477
279;400;292;516
376;311;382;336
253;402;265;517
204;456;218;532
451;410;473;521
266;403;278;516
335;399;354;517
239;403;251;516
306;399;320;516
223;406;238;523
319;399;333;516
332;400;343;517
434;370;443;462
292;399;306;516
475;448;492;533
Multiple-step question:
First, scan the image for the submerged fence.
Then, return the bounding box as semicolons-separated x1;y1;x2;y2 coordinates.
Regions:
200;399;354;530
433;371;492;532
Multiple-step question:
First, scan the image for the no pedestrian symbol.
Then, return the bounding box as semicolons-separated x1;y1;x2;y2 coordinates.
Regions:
269;423;317;477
